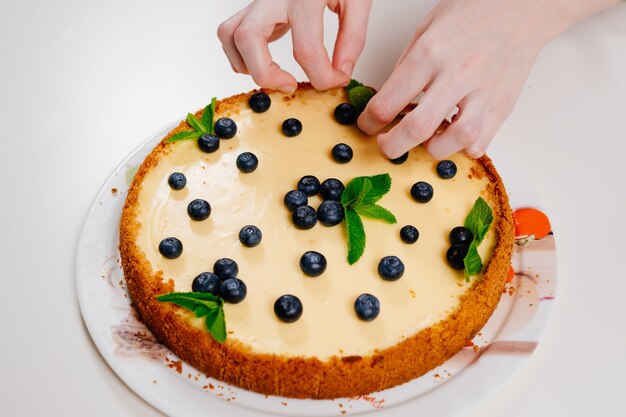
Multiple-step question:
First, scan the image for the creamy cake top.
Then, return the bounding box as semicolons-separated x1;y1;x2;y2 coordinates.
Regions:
133;88;496;360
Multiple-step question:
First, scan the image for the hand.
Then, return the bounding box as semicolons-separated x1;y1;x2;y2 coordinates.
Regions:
217;0;373;93
358;0;562;159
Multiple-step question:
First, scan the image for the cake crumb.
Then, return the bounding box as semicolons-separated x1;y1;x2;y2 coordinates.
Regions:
167;360;183;374
409;289;416;298
152;379;157;384
111;188;118;195
281;401;288;406
209;383;214;389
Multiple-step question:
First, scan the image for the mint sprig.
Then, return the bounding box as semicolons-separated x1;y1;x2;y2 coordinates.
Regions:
341;173;397;264
156;292;226;342
167;97;217;142
462;197;494;279
346;79;375;112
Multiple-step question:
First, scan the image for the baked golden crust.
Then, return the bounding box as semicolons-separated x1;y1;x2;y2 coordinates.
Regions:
119;83;514;399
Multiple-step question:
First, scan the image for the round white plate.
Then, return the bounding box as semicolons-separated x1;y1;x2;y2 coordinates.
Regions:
76;121;557;417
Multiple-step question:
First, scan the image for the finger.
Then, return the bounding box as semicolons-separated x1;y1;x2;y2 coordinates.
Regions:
331;0;373;78
234;11;298;92
463;99;513;158
357;56;433;135
424;91;488;159
217;6;251;74
377;79;467;159
289;0;349;90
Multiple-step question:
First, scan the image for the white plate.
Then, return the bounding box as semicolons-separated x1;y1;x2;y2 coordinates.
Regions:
76;121;557;417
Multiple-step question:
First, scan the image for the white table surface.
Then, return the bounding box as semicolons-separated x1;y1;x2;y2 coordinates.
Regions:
1;1;625;416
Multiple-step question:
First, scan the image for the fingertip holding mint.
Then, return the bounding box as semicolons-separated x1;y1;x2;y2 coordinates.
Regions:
156;292;227;342
341;173;397;265
167;97;217;142
461;196;494;280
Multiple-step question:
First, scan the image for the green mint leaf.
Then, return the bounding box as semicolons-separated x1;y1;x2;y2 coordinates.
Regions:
344;209;366;265
157;292;226;342
194;305;211;318
205;306;226;343
355;204;397;224
464;241;483;279
464;197;493;245
166;130;202;143
461;197;493;277
201;97;217;134
348;85;375;112
346;79;364;92
361;174;392;204
341;177;372;209
186;113;207;133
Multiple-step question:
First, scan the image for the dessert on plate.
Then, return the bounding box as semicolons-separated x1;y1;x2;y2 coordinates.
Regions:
119;82;514;399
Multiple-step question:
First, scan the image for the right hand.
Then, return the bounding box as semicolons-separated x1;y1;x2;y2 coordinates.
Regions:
217;0;373;93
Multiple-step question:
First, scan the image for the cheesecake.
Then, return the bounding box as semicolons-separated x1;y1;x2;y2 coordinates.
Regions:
119;83;514;399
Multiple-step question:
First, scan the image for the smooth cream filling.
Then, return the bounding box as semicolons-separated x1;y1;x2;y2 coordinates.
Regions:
135;89;496;359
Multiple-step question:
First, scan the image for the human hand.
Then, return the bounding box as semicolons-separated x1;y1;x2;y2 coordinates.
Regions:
217;0;373;93
358;0;564;159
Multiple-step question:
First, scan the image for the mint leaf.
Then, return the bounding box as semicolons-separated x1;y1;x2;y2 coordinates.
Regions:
464;197;493;245
166;130;202;143
345;209;365;265
463;241;483;281
355;204;397;224
342;177;372;209
186;113;207;133
201;97;217;134
361;174;391;204
340;173;396;264
205;307;226;343
462;197;494;277
347;79;364;92
157;292;226;343
348;85;375;112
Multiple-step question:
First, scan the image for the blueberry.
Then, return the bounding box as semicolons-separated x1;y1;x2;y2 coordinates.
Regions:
299;251;327;277
158;237;183;259
248;92;271;113
446;243;469;270
331;143;353;164
389;152;409;165
449;226;474;245
197;133;220;153
236;152;258;173
239;225;262;247
410;181;434;203
377;256;405;281
274;294;303;323
187;199;211;221
320;178;345;201
400;225;419;244
168;172;186;190
436;160;457;179
214;117;237;139
284;190;308;211
333;103;358;125
354;293;380;321
282;118;302;137
317;200;344;226
192;272;220;295
292;205;317;229
297;175;321;197
213;258;239;280
220;278;247;303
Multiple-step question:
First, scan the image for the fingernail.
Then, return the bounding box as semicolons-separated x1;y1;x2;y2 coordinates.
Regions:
279;85;296;95
340;62;354;78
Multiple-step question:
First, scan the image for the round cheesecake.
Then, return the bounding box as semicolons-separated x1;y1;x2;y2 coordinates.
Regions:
120;84;514;399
